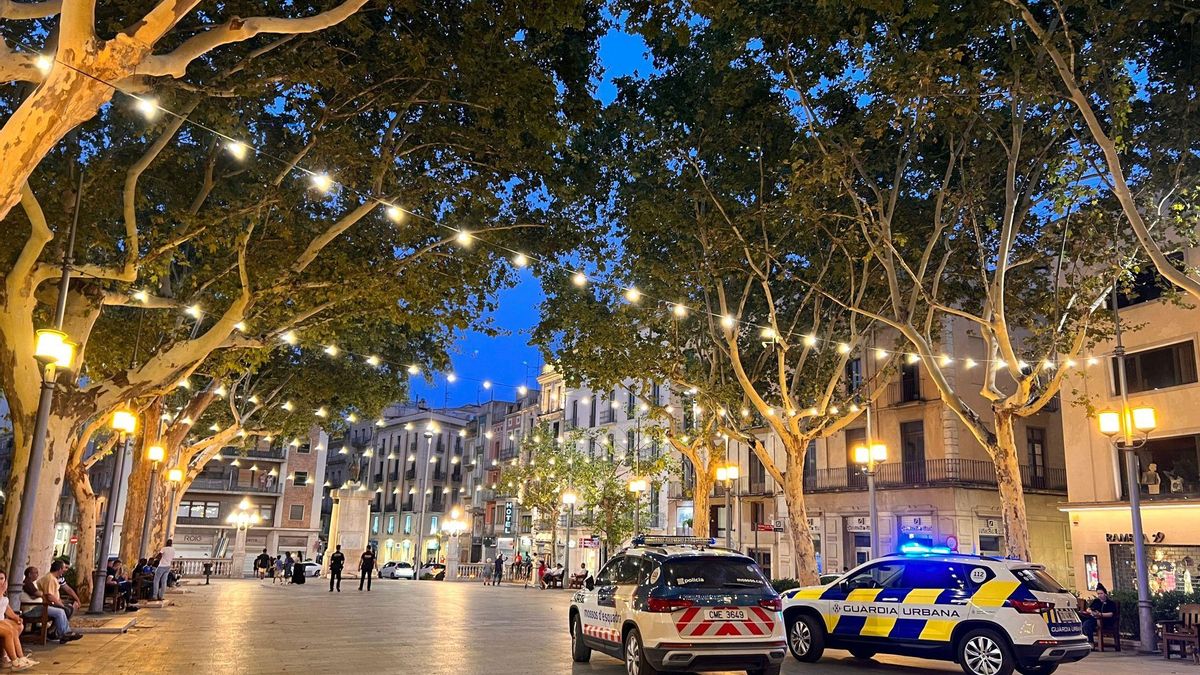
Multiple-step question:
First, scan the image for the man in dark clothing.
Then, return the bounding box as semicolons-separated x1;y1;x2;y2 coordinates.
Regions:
1082;584;1120;650
328;545;346;592
254;549;271;581
492;554;505;586
358;546;377;591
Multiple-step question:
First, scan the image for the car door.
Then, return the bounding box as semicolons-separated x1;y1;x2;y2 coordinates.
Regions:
888;560;969;644
829;560;907;640
614;555;645;621
580;556;623;648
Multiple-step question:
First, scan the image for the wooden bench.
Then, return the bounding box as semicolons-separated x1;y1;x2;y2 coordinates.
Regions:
1078;597;1121;651
103;581;127;612
568;572;587;590
19;598;50;646
1162;603;1200;663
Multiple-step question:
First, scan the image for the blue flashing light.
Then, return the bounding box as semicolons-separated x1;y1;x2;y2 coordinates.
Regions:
900;542;954;556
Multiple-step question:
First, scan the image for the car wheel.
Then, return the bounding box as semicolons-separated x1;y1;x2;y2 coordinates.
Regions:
624;628;658;675
786;613;825;662
958;628;1015;675
570;616;591;663
1016;665;1058;675
849;648;876;659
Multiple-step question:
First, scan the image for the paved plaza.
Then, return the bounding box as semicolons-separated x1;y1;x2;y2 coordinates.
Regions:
23;579;1191;674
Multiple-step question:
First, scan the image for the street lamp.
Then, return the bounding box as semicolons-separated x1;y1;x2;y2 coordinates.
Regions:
90;407;137;613
853;442;888;559
562;490;577;579
716;464;740;548
415;422;436;574
165;467;184;541
628;478;647;538
139;444;165;559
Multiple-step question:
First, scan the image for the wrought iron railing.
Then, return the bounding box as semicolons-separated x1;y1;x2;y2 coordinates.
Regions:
803;458;1066;493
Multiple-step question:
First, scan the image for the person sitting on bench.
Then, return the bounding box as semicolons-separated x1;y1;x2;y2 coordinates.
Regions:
1081;584;1120;651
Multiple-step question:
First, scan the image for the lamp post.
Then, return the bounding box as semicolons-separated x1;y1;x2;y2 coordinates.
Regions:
138;444;165;559
1098;289;1159;653
165;467;184;541
562;490;577;580
853;442;888;560
89;408;136;614
716;464;740;548
227;498;262;578
443;507;467;580
7;180;81;610
628;478;647;538
414;422;435;575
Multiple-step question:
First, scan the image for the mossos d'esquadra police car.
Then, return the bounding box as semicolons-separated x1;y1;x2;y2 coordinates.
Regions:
782;546;1091;675
568;536;786;675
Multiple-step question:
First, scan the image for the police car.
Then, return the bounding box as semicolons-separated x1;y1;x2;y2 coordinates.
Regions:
782;545;1091;675
568;536;786;675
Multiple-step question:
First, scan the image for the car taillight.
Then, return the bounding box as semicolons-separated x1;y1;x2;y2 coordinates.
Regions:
1006;599;1053;614
759;597;782;611
647;597;695;613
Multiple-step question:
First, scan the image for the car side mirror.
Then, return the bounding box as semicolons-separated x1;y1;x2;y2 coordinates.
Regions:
586;578;595;591
839;580;852;593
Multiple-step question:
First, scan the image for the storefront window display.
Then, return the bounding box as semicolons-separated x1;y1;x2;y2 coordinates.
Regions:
1110;544;1200;594
1117;434;1200;501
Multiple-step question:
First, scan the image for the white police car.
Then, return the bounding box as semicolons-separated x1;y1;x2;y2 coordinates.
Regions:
569;536;786;675
782;546;1091;675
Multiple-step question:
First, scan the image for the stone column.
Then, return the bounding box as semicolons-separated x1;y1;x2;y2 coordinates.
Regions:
446;535;461;580
323;482;373;578
229;526;248;578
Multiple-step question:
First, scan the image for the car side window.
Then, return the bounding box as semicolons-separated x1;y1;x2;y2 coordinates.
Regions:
845;561;907;589
615;556;643;585
901;561;966;590
596;556;622;586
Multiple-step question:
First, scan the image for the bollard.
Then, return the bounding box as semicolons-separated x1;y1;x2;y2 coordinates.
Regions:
203;562;213;585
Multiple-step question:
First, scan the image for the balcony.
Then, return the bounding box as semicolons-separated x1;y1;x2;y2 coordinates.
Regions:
372;473;383;483
430;499;446;512
189;476;282;495
221;446;286;461
803;458;1066;494
451;469;463;482
405;467;416;479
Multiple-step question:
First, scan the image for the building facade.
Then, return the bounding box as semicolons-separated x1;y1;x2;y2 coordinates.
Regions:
1060;248;1200;595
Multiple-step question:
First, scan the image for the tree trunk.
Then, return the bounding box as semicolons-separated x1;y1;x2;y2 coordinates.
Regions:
119;401;162;562
782;448;819;585
65;464;97;601
691;470;713;539
993;412;1031;561
25;417;78;571
0;40;144;221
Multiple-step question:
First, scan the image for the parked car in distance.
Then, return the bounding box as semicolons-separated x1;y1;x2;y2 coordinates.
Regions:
419;563;446;580
296;560;322;577
380;561;415;580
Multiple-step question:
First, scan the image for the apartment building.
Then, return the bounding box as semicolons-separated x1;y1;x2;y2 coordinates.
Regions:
173;427;329;573
1060;250;1200;595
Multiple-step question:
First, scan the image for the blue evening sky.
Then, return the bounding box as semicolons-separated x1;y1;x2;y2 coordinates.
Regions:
408;22;653;407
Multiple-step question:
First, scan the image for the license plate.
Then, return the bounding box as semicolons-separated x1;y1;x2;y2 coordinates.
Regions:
704;608;746;621
1042;609;1080;624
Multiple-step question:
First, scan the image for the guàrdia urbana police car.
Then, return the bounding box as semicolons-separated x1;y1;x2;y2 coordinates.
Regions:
568;536;786;675
782;547;1091;675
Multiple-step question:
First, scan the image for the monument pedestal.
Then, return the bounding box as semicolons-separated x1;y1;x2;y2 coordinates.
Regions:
323;483;373;577
229;526;248;578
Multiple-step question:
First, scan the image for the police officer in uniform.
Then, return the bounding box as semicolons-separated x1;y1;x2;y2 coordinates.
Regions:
328;545;346;592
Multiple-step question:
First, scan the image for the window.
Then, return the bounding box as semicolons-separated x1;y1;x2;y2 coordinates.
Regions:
662;557;769;590
387;515;396;534
290;504;305;521
1112;340;1197;394
845;428;867;488
615;556;644;585
900;561;966;590
371;513;379;533
589;396;597;426
1117;433;1200;501
749;453;766;490
258;505;273;522
1027;427;1046;481
429;516;438;535
845;358;863;392
1012;567;1068;593
298;443;311;454
750;501;766;528
845;561;906;589
627;391;636;416
596;556;622;586
181;501;220;520
293;471;309;486
626;429;636;456
1114;253;1184;308
404;515;413;534
900;421;926;482
900;361;921;402
570;400;578;426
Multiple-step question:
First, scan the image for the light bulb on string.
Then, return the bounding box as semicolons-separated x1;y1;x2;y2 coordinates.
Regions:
572;271;587;287
802;334;817;348
310;172;334;193
34;55;53;74
407;364;420;375
455;229;472;246
385;205;404;223
672;303;688;318
185;304;202;319
134;97;159;120
226;141;249;160
720;315;735;330
512;252;529;267
624;287;641;303
938;354;952;367
446;373;457;383
281;331;298;345
483;380;492;390
324;345;339;357
875;348;888;360
964;358;978;369
233;321;247;332
366;355;381;367
905;353;920;365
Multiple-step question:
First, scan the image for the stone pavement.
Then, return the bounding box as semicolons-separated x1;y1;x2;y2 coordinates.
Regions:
24;579;1192;674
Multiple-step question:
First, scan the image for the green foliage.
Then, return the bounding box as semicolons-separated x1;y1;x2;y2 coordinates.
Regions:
1108;589;1200;639
771;578;801;594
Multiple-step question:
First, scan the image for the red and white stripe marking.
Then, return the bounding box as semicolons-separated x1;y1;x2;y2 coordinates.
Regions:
674;606;778;637
583;623;621;643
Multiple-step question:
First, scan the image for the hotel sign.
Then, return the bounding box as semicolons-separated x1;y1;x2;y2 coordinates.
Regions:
503;502;514;535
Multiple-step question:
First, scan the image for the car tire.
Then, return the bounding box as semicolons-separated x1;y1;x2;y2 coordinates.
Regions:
1016;665;1058;675
849;648;876;660
624;627;658;675
747;665;781;675
786;613;825;662
958;628;1015;675
570;616;591;663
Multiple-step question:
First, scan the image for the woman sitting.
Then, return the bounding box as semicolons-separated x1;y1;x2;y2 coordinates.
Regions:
0;570;38;670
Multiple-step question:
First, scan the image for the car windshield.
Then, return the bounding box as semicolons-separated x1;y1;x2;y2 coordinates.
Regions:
1012;567;1068;593
662;557;770;590
398;563;412;569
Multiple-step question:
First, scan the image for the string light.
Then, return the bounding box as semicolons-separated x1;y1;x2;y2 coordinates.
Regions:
324;345;340;357
226;141;249;160
802;334;817;348
281;331;298;345
366;355;381;367
572;271;587;286
446;373;457;383
837;342;850;354
905;353;920;365
512;252;529;267
233;321;247;332
875;348;888;360
385;205;404;223
282;400;294;411
132;290;149;303
456;229;473;246
407;364;420;375
760;327;775;340
938;354;952;367
185;304;202;318
672;303;688;318
964;358;978;369
720;315;735;329
135;97;159;119
34;54;52;74
624;287;641;303
310;172;334;192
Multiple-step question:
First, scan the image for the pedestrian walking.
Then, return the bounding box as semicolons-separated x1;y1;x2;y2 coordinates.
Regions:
254;549;271;583
283;552;294;584
328;545;345;592
482;558;493;586
358;546;377;591
537;558;548;590
492;553;504;586
273;556;284;584
152;539;176;601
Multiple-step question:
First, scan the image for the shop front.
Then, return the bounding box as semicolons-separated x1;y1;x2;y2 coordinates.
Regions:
1067;503;1200;594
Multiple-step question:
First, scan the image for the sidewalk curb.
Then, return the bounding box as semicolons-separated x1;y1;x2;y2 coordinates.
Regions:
77;616;137;634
